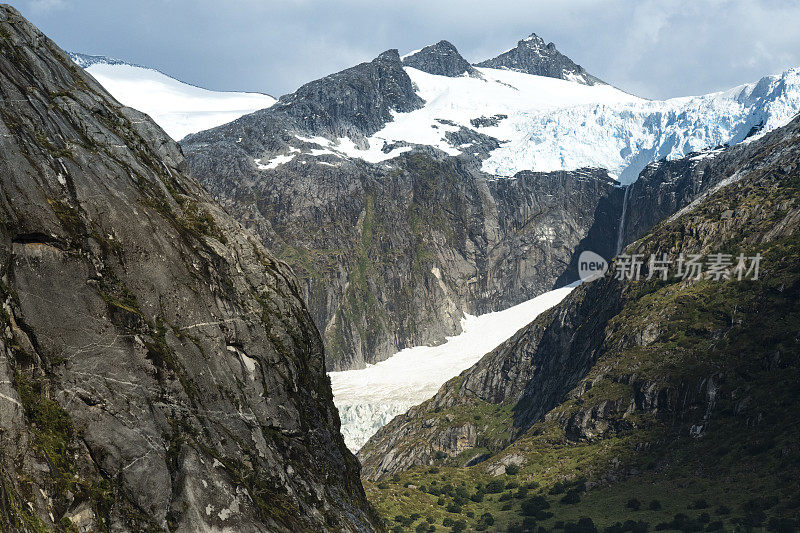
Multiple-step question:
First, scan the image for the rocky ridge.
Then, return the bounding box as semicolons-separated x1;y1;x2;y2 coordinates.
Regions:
475;32;604;85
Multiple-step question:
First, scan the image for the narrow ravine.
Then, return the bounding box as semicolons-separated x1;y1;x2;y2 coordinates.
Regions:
329;283;578;451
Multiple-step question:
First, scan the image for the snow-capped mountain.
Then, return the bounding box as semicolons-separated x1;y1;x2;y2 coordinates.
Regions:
183;37;800;185
181;35;800;377
321;49;800;183
69;53;276;140
330;283;577;451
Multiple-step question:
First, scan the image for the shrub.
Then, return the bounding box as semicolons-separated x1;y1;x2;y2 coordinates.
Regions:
506;464;520;475
437;496;445;506
521;496;551;516
502;502;513;510
500;492;513;502
470;491;484;503
561;490;581;504
564;518;597;533
715;505;730;515
623;520;648;533
415;523;428;533
485;479;506;493
649;500;661;511
515;486;529;499
377;482;389;489
626;498;641;511
443;517;454;527
446;503;462;514
480;513;495;526
705;521;723;531
690;499;708;510
451;520;467;533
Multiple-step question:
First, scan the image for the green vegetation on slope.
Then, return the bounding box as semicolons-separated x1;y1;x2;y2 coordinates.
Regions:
365;133;800;532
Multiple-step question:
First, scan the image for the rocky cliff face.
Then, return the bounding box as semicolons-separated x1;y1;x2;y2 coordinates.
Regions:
401;40;479;78
183;118;625;370
475;33;604;85
359;113;800;482
182;39;628;371
0;6;380;532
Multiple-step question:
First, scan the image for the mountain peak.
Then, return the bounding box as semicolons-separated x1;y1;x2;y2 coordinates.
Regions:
476;32;604;85
401;40;479;78
377;48;402;62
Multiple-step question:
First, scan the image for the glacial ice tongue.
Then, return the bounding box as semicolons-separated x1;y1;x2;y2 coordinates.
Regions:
329;283;578;452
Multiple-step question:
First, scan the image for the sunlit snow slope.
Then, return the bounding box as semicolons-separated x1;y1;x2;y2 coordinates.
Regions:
329;283;578;452
70;54;276;140
330;65;800;183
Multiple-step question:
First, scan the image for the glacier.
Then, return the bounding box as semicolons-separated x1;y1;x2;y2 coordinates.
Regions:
329;283;578;452
481;68;800;183
333;66;800;184
70;53;276;140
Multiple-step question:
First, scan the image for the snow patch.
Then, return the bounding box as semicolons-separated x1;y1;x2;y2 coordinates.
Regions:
255;153;295;170
80;62;275;140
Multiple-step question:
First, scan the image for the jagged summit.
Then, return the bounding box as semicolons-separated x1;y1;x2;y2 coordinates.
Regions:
476;31;605;85
401;40;479;78
265;47;423;139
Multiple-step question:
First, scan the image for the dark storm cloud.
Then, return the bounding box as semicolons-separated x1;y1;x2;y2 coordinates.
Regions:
14;0;800;99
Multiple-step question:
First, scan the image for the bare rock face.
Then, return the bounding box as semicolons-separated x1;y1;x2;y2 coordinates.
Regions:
0;6;380;532
184;107;626;370
475;33;604;85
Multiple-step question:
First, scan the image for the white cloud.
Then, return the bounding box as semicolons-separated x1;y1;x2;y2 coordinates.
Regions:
15;0;800;100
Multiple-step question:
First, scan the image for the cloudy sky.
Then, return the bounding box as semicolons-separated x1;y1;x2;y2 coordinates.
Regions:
16;0;800;100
